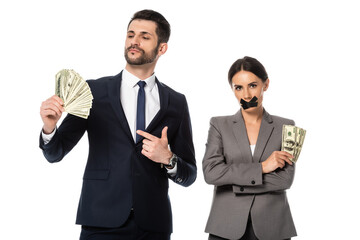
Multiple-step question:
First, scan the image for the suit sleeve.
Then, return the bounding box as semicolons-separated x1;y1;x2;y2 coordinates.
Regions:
202;117;263;187
168;96;197;187
39;113;87;163
233;164;295;194
233;120;296;194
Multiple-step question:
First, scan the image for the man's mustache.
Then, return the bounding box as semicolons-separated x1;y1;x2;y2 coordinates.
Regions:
127;45;145;53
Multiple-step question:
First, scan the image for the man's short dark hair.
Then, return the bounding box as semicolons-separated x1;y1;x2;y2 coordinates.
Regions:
128;9;171;45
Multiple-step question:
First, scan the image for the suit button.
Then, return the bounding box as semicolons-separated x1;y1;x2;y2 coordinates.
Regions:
177;178;183;183
240;187;244;192
251;180;256;185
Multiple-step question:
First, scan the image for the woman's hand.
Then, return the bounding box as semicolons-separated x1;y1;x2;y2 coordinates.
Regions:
261;151;293;173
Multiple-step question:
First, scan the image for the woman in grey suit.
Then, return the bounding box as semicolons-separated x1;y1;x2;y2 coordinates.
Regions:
203;56;297;240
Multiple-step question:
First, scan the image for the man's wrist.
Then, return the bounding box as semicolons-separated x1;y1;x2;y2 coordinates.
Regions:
164;153;177;169
42;126;56;135
41;127;57;145
163;151;172;165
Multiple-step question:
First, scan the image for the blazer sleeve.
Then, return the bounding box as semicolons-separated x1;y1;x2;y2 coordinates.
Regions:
168;96;197;187
39;113;87;163
202;117;263;187
233;120;296;194
233;164;295;194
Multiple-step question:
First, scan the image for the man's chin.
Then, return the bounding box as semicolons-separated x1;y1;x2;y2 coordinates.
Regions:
126;60;144;65
125;51;157;65
125;55;143;65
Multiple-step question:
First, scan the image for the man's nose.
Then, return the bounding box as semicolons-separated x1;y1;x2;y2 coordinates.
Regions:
130;36;140;45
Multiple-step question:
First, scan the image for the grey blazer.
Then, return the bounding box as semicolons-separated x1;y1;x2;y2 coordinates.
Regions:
203;109;297;240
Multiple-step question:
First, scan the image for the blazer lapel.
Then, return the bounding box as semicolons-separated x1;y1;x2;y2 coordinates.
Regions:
143;78;169;136
107;71;134;143
253;109;274;163
232;110;253;162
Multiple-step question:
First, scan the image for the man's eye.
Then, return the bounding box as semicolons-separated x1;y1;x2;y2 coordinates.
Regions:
235;86;242;90
143;36;150;40
127;35;134;38
249;84;257;88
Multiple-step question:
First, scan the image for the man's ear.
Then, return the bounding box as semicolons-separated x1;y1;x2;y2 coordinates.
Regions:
158;43;168;56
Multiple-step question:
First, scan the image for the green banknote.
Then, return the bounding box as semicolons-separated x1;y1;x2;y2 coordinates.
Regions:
55;69;93;119
281;125;306;163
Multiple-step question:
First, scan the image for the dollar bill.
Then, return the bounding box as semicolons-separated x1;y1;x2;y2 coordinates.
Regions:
295;127;306;160
281;125;306;163
55;69;93;119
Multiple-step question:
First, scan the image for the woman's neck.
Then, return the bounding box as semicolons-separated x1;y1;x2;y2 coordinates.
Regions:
241;106;264;125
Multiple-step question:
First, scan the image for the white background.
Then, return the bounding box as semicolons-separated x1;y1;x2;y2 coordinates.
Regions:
1;0;359;239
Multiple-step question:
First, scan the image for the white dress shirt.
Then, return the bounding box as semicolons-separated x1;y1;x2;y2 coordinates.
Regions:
121;69;177;175
42;69;177;175
121;69;160;142
250;144;256;156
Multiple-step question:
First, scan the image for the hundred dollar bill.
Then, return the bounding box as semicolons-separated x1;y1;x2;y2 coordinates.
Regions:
295;127;306;160
282;125;296;156
55;69;93;119
281;125;306;163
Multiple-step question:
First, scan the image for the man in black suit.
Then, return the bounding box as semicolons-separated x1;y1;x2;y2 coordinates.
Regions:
39;9;197;240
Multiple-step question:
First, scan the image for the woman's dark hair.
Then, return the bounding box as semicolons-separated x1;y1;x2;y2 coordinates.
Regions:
128;9;171;45
228;56;268;85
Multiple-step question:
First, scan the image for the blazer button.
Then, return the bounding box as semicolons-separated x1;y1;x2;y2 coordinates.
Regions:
251;180;256;185
177;178;183;183
240;187;244;192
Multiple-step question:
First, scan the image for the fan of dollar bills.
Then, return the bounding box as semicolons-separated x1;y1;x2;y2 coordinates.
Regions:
55;69;93;119
281;125;306;163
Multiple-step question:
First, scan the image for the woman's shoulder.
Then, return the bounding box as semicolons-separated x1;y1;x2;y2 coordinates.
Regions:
210;115;233;121
269;113;295;126
208;112;239;131
210;112;237;123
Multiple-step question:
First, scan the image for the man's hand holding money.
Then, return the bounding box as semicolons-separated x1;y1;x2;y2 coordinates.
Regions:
40;95;64;134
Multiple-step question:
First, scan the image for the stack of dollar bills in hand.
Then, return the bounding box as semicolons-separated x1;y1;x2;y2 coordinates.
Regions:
281;125;306;163
55;69;93;119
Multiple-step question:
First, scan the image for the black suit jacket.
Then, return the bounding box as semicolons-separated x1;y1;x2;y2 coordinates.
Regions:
39;71;197;233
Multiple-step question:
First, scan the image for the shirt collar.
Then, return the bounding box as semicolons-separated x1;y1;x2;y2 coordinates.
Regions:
122;69;156;90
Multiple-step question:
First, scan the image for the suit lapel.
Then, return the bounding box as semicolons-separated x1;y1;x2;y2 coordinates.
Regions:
143;78;169;136
107;71;134;143
232;110;253;162
253;109;274;163
232;109;274;163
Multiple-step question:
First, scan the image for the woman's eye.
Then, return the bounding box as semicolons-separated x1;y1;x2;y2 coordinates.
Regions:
249;84;257;88
235;86;242;90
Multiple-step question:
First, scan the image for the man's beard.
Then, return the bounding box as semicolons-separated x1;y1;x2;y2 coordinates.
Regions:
124;44;159;65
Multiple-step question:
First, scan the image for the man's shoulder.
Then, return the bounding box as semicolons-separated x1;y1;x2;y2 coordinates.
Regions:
86;72;122;90
87;73;120;85
85;73;121;98
157;81;186;101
